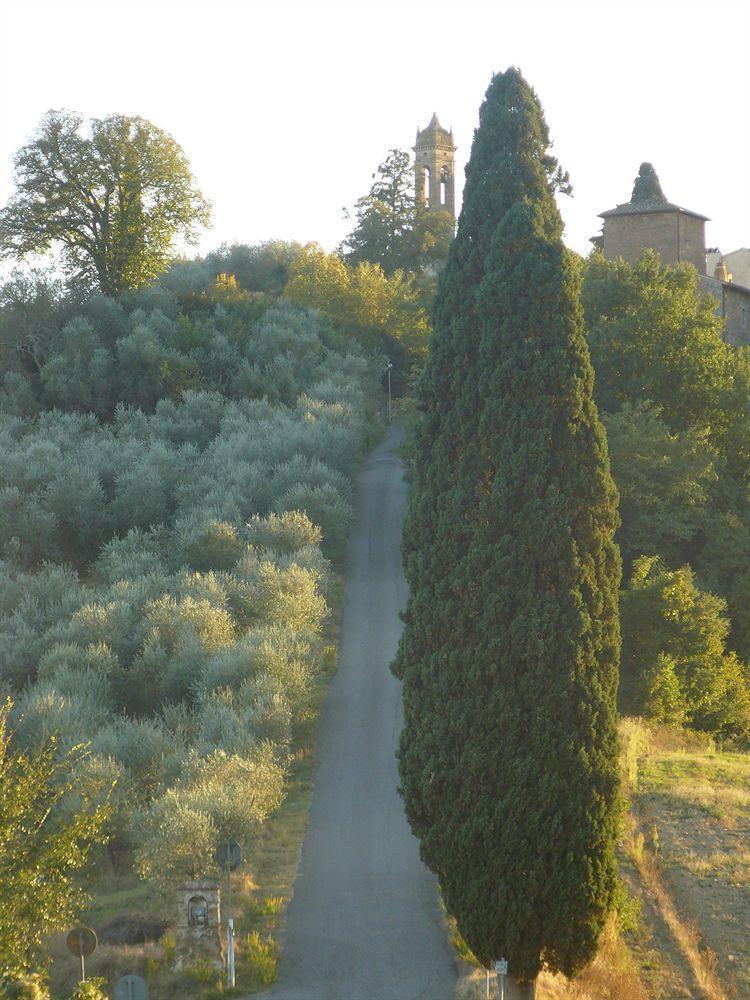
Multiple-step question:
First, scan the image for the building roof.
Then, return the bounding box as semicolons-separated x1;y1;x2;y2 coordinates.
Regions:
599;162;709;221
415;113;455;149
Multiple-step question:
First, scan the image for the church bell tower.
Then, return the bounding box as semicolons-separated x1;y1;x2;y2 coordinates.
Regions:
414;113;456;219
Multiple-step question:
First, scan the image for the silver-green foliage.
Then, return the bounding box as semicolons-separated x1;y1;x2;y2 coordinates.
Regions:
0;301;378;887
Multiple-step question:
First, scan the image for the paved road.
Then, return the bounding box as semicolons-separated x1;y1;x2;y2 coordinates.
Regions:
268;424;457;1000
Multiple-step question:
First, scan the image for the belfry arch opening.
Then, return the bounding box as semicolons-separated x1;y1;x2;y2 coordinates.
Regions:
440;167;450;207
422;166;430;207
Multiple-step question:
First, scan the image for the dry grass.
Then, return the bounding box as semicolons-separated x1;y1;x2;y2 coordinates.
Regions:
627;815;728;1000
537;919;648;1000
620;718;750;999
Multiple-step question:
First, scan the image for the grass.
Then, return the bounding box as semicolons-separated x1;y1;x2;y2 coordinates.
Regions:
619;718;750;999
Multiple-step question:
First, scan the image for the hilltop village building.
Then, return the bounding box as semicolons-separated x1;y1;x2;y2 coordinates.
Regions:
414;114;456;220
594;163;750;346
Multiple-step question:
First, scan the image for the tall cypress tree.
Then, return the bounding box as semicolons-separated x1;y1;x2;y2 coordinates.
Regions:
393;69;621;991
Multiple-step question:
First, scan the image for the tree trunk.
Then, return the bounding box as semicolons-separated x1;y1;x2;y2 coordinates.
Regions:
502;976;537;1000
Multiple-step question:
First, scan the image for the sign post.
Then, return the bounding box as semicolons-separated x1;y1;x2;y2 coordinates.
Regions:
495;958;509;1000
66;927;97;983
215;839;243;989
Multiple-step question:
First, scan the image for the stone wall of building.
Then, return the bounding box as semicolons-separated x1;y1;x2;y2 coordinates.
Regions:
726;248;750;288
602;211;706;272
699;275;750;346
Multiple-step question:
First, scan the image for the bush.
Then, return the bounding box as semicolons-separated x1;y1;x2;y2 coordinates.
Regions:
93;717;179;803
246;510;322;554
92;527;167;584
640;653;686;727
274;484;351;563
621;556;750;738
68;977;108;1000
136;792;217;891
181;519;244;572
242;930;279;986
0;972;50;999
177;746;286;840
227;558;327;633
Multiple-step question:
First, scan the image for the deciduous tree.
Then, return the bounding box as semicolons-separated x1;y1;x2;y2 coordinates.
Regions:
0;701;109;979
341;148;453;275
0;111;210;295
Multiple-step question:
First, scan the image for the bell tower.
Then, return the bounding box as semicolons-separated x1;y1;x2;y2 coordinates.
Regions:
414;113;456;219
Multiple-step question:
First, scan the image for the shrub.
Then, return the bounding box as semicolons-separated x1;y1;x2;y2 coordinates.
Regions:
0;972;50;999
178;746;286;841
227;559;327;633
621;556;750;738
93;717;179;803
92;527;167;585
68;977;108;999
242;931;279;986
181;519;244;572
246;510;322;554
274;484;351;563
12;677;111;752
136;792;217;891
640;653;687;727
144;594;236;653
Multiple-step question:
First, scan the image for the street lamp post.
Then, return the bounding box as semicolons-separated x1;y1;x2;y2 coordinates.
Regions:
385;361;393;423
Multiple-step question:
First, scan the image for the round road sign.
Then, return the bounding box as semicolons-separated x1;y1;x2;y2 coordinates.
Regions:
66;926;97;958
215;838;243;871
114;974;149;1000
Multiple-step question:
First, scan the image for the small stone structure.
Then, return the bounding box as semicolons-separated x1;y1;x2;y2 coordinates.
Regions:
174;880;224;971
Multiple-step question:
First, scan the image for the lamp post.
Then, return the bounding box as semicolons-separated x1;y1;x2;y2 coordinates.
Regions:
385;361;393;423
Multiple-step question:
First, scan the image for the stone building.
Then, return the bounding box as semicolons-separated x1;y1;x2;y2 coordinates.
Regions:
414;114;456;219
596;162;707;272
595;163;750;346
702;258;750;346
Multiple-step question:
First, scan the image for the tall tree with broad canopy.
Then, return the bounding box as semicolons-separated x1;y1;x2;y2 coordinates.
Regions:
341;148;454;275
393;68;621;994
0;111;210;296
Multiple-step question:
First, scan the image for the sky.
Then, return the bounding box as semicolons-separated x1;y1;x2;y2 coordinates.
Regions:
0;0;748;263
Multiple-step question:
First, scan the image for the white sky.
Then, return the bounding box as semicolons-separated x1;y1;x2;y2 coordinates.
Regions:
0;0;748;262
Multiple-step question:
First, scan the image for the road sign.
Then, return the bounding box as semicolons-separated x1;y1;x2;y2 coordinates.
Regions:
66;926;97;983
66;927;97;958
114;975;149;1000
215;839;243;871
495;959;509;976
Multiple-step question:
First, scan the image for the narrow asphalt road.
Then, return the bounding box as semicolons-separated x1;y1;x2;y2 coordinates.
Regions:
268;423;457;1000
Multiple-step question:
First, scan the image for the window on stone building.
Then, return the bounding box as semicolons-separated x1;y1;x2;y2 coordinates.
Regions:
423;166;430;208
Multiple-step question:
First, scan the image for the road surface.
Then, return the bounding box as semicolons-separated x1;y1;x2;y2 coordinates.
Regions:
269;424;457;999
